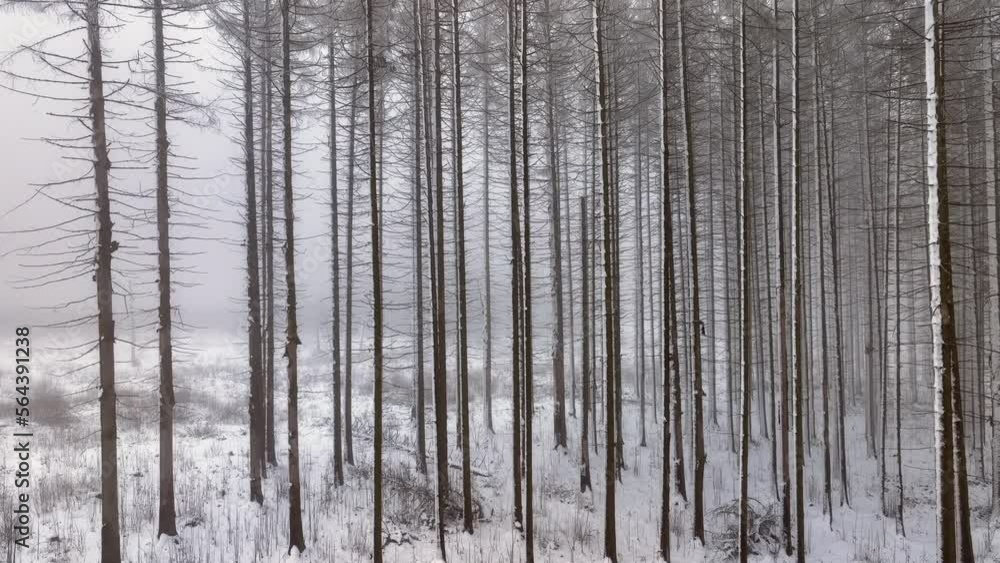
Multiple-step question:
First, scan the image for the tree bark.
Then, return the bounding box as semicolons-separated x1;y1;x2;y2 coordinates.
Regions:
365;0;384;557
450;0;474;535
432;0;451;553
153;0;177;536
88;0;122;559
791;0;806;558
280;0;305;550
593;1;616;559
580;195;593;493
737;3;752;560
506;0;524;532
241;0;264;507
328;21;346;487
676;0;704;541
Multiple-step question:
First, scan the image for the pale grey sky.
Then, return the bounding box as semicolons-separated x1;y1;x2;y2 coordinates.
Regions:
0;8;333;335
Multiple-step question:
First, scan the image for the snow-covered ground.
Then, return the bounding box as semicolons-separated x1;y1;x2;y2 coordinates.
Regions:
4;338;998;563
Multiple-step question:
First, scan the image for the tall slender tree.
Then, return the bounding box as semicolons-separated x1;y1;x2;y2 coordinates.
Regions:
520;0;535;557
87;0;122;559
449;0;474;535
153;0;177;536
241;0;265;506
431;0;451;554
365;0;384;557
328;5;345;487
507;0;524;533
280;0;305;550
580;195;593;493
736;1;753;560
593;0;616;559
676;0;704;541
925;0;956;559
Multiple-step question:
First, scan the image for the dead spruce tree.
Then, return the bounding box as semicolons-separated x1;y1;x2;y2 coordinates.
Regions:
592;0;617;560
327;0;345;487
365;0;385;557
91;0;122;558
451;0;474;535
656;0;671;556
279;0;305;550
736;1;752;561
242;0;266;506
430;0;451;554
150;0;176;536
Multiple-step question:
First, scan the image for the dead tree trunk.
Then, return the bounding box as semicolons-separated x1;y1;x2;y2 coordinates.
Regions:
676;0;704;540
345;73;358;468
737;2;752;560
328;20;345;487
280;0;305;550
241;0;264;506
506;0;524;532
580;195;593;493
593;1;617;559
88;0;122;558
450;0;474;535
153;0;177;536
261;3;277;467
431;0;451;554
657;0;672;557
791;0;806;558
520;0;535;556
365;0;384;557
481;49;494;434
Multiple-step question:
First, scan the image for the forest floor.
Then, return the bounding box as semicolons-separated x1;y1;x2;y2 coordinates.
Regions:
4;339;999;562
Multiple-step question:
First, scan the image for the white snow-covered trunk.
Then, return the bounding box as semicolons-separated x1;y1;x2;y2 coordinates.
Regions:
925;0;956;559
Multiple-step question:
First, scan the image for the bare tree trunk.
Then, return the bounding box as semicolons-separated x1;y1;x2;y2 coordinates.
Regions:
449;0;474;535
88;1;121;559
791;0;806;558
676;0;704;540
591;103;600;455
261;3;277;467
657;0;671;558
892;116;905;536
564;128;578;421
811;16;831;525
506;0;524;533
345;74;358;468
280;0;305;551
724;26;737;454
432;0;450;554
990;33;1000;518
737;3;753;561
756;64;778;497
593;1;616;559
241;0;264;507
328;22;346;486
634;110;647;449
543;0;568;450
153;0;177;536
580;195;593;493
645;134;660;426
819;73;849;507
709;108;719;429
771;0;791;549
365;0;384;557
926;1;957;559
481;51;494;434
520;0;534;556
